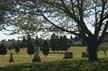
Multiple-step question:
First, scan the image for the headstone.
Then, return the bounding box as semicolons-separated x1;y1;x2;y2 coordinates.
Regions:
9;52;14;63
81;52;88;58
32;47;41;62
64;52;73;59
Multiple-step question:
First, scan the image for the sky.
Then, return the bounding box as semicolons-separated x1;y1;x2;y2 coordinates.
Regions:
0;21;94;41
0;29;74;41
0;31;20;41
0;14;95;41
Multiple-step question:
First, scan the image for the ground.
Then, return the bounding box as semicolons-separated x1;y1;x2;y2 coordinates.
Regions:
0;46;107;67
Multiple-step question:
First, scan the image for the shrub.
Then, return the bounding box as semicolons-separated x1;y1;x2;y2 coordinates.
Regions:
0;42;7;55
42;40;49;57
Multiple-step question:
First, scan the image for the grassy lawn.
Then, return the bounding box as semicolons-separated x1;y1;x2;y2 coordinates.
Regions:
0;46;108;67
1;60;108;71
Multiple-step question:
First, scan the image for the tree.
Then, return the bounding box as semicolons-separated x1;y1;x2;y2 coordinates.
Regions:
62;35;68;51
15;44;20;54
32;0;108;61
35;36;42;48
21;36;27;48
0;41;7;56
27;33;34;56
0;0;13;24
69;36;74;47
42;40;49;57
50;33;59;51
1;0;108;61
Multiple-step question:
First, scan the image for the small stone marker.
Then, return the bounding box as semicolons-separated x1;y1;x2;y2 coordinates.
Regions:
32;47;41;62
64;52;73;59
82;52;88;58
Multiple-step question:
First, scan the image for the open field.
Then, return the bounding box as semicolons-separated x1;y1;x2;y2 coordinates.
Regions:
0;46;108;67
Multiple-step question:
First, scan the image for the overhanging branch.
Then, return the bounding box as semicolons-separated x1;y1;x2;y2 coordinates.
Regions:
97;21;108;47
39;12;80;36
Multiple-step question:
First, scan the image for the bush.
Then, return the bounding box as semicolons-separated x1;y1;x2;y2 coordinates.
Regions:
15;45;20;53
42;40;49;57
0;42;7;55
27;34;34;56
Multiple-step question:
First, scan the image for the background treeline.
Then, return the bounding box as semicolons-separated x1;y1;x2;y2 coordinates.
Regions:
0;33;89;54
0;33;108;56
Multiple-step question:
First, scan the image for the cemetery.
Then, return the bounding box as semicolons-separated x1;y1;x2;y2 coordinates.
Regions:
0;0;108;71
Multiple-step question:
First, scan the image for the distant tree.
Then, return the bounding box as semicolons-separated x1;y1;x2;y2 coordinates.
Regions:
74;35;84;46
8;44;12;51
27;34;34;56
8;42;15;51
69;35;74;46
15;44;20;54
74;35;82;42
21;36;27;48
35;36;43;48
62;35;68;51
59;36;63;50
50;33;57;51
0;41;7;56
42;40;49;57
50;33;59;51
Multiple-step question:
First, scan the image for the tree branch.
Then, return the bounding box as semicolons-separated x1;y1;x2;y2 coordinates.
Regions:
97;21;108;47
95;0;107;38
76;0;93;38
39;11;80;36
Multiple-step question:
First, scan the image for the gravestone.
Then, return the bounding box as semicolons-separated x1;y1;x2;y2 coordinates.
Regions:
9;52;14;63
64;52;73;59
32;47;41;62
82;52;88;58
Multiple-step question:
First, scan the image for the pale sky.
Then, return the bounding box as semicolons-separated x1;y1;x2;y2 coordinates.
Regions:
0;32;19;41
0;14;95;41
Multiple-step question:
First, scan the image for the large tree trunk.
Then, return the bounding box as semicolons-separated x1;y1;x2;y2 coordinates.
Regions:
87;39;98;61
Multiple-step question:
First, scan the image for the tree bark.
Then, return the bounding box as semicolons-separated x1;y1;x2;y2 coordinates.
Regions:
87;39;98;61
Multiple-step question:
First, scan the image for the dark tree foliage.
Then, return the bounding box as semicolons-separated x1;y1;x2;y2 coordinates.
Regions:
17;40;22;49
74;35;82;42
8;44;12;51
27;34;34;56
15;44;20;53
50;34;69;51
35;36;42;47
50;33;57;51
69;36;74;47
8;42;15;51
61;35;68;51
42;40;49;57
21;36;27;48
0;42;7;55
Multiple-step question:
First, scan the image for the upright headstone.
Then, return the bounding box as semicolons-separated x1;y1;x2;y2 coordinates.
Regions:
64;52;73;59
9;52;14;63
32;47;41;62
81;52;88;58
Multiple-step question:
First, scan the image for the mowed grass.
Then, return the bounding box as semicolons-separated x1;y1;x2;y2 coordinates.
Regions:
1;60;108;71
0;46;108;67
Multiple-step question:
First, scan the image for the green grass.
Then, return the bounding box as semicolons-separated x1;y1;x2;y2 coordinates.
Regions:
0;46;108;67
1;60;108;71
